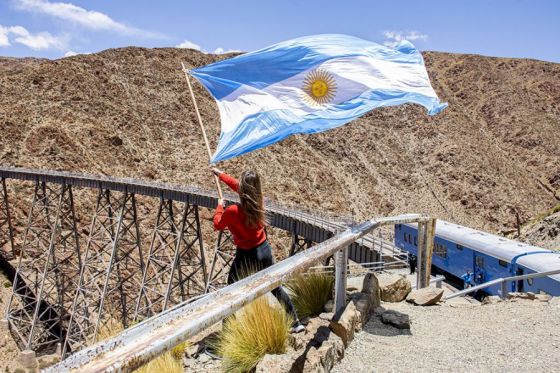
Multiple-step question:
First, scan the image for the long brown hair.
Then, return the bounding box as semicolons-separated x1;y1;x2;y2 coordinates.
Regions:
238;170;266;228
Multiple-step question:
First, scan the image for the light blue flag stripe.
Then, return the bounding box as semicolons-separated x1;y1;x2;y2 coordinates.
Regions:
189;34;448;163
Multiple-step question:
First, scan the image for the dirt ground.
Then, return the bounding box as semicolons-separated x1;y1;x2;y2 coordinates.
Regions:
0;271;25;373
333;297;560;372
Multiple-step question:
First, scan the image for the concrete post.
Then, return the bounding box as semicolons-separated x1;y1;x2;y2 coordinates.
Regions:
334;246;348;316
19;349;37;370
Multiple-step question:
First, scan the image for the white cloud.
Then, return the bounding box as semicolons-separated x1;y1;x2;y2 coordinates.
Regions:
14;0;158;37
383;30;428;48
0;26;11;46
175;39;239;55
175;39;202;51
0;24;65;50
63;50;77;57
212;47;241;55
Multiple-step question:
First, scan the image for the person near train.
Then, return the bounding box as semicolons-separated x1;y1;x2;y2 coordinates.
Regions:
211;167;305;333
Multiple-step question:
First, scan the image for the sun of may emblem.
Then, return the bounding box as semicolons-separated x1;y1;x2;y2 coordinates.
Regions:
302;69;337;105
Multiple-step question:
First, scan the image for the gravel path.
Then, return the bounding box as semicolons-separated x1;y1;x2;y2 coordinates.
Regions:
333;298;560;372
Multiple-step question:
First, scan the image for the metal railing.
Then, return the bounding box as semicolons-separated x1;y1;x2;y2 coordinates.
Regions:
445;269;560;300
47;214;430;373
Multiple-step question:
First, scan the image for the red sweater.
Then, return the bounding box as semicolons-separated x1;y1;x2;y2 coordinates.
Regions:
213;173;266;249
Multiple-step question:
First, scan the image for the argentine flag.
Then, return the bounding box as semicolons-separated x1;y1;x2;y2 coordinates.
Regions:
190;34;447;163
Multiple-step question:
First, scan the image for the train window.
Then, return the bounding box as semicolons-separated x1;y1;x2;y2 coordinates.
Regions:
476;256;484;266
527;278;533;286
456;244;464;250
498;260;508;268
414;236;417;246
434;243;447;258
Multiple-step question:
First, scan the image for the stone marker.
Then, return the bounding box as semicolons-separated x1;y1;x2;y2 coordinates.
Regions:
406;286;444;306
362;272;381;309
378;274;411;302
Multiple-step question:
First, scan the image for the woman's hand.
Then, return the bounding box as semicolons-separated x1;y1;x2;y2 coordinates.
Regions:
211;167;223;177
217;198;225;207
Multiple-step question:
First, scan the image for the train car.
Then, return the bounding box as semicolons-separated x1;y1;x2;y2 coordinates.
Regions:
394;220;560;296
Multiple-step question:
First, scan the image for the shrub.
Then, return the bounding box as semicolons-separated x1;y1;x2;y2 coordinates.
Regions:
96;317;185;373
286;272;334;319
134;352;183;373
217;296;292;373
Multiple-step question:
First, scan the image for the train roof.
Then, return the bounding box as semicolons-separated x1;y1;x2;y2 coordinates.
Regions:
404;220;560;280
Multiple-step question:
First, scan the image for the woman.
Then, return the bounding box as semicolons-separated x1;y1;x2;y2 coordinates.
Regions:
212;167;305;333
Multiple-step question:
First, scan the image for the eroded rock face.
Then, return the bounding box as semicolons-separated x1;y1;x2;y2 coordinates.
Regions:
406;286;444;306
378;274;412;302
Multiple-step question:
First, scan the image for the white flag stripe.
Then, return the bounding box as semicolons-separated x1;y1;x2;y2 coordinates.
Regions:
218;55;438;134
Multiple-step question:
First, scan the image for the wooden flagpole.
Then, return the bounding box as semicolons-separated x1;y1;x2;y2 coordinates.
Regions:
181;62;224;200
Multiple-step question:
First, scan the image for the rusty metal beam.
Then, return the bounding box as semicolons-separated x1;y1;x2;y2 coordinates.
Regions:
46;214;429;373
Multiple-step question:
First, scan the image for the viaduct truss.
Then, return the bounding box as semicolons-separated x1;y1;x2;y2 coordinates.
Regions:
0;166;405;358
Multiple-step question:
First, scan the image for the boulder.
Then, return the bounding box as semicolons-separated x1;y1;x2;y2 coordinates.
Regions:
406;287;444;306
380;310;410;329
256;353;295;373
362;272;381;309
378;274;411;302
329;301;359;347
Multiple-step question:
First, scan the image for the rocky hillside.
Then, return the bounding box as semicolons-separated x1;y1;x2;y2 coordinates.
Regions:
0;47;559;239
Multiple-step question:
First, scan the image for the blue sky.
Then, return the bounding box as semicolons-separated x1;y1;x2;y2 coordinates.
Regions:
1;0;559;62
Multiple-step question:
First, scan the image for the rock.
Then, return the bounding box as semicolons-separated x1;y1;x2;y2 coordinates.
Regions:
198;353;211;363
406;287;444;306
482;295;502;305
303;347;324;373
380;310;411;329
378;274;412;302
319;312;334;321
183;357;196;367
317;342;336;371
325;331;345;361
507;292;536;300
350;292;372;328
330;301;359;347
288;332;306;351
324;299;334;312
362;273;381;308
185;343;200;357
535;293;552;302
256;353;295;373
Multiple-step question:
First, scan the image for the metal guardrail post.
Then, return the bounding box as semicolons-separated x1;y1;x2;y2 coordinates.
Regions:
500;281;509;299
334;246;348;316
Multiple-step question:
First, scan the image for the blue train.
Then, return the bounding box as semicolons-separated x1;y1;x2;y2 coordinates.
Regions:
394;220;560;296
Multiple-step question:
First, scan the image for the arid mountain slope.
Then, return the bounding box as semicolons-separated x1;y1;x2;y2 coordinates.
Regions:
0;47;559;236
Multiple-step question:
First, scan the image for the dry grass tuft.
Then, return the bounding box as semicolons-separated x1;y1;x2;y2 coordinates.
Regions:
95;317;185;373
286;272;334;319
217;296;292;373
